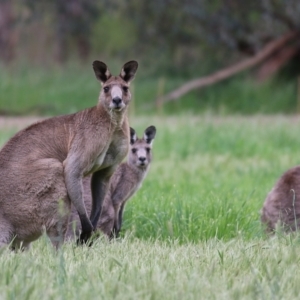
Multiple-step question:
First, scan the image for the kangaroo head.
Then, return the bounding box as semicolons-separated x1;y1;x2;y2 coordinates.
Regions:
93;60;138;112
128;126;156;169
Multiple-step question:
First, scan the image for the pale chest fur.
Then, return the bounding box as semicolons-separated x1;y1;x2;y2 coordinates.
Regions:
122;167;149;204
91;130;129;173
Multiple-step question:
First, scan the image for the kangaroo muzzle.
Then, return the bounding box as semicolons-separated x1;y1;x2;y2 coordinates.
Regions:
110;86;125;110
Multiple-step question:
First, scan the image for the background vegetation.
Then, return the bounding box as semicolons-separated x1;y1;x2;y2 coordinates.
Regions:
1;1;300;299
0;66;298;116
1;0;300;115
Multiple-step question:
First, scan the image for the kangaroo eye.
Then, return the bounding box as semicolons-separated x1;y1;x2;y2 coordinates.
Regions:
103;86;110;93
146;147;151;153
122;86;128;93
132;148;137;154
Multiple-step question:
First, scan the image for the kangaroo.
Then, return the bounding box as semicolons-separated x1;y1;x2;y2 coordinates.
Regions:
0;60;138;249
261;165;300;233
67;125;156;239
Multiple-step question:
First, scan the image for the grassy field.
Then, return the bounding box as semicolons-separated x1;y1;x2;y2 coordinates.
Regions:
0;64;297;116
1;114;300;299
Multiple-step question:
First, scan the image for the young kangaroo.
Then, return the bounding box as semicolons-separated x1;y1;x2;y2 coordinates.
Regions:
67;125;156;239
0;60;138;249
261;165;300;233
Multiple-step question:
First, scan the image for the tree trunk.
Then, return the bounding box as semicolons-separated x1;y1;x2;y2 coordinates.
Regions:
76;34;90;62
155;31;299;104
0;1;16;63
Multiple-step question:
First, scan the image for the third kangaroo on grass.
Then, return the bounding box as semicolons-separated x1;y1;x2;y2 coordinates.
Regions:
0;60;138;249
261;165;300;233
67;125;156;239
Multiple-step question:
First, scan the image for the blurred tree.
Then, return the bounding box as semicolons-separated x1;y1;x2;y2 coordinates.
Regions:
104;0;300;77
181;0;300;79
53;0;99;63
16;0;99;64
1;0;300;75
0;0;17;63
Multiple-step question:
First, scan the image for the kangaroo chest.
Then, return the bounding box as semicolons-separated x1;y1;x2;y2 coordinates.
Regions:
119;168;148;204
92;131;128;172
127;171;147;199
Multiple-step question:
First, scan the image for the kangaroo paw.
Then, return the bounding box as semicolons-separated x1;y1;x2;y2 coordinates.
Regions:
77;231;93;246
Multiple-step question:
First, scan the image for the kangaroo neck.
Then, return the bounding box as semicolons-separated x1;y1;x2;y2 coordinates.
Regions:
97;103;128;128
127;162;149;180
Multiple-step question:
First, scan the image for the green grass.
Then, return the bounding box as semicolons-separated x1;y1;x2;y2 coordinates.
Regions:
0;66;99;116
1;115;300;298
2;236;300;299
123;115;300;242
0;65;297;115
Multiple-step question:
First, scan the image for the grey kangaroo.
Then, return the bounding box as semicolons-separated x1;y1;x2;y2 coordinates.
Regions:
0;60;138;249
67;125;156;239
261;165;300;233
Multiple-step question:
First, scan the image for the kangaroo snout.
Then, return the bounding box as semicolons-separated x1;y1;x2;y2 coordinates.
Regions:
109;85;126;110
139;156;146;164
112;97;122;106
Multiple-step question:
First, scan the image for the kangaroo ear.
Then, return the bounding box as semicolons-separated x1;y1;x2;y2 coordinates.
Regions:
130;127;137;145
120;61;138;83
144;126;156;144
93;61;112;84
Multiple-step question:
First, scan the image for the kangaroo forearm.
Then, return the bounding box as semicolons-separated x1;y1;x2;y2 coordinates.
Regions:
111;184;130;206
118;203;125;231
65;170;92;233
111;203;124;238
78;214;93;233
90;171;111;228
90;181;108;227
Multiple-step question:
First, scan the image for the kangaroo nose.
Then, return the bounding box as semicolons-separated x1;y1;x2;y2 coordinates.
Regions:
139;157;146;162
112;97;122;106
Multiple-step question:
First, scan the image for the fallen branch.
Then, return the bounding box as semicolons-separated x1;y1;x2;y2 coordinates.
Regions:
155;31;299;104
257;44;300;80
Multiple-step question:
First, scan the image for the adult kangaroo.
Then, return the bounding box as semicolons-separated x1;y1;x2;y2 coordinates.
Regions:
0;60;138;249
67;125;156;239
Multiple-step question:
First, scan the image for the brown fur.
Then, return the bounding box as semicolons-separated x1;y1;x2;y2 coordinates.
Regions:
67;126;156;239
261;165;300;232
0;60;138;249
